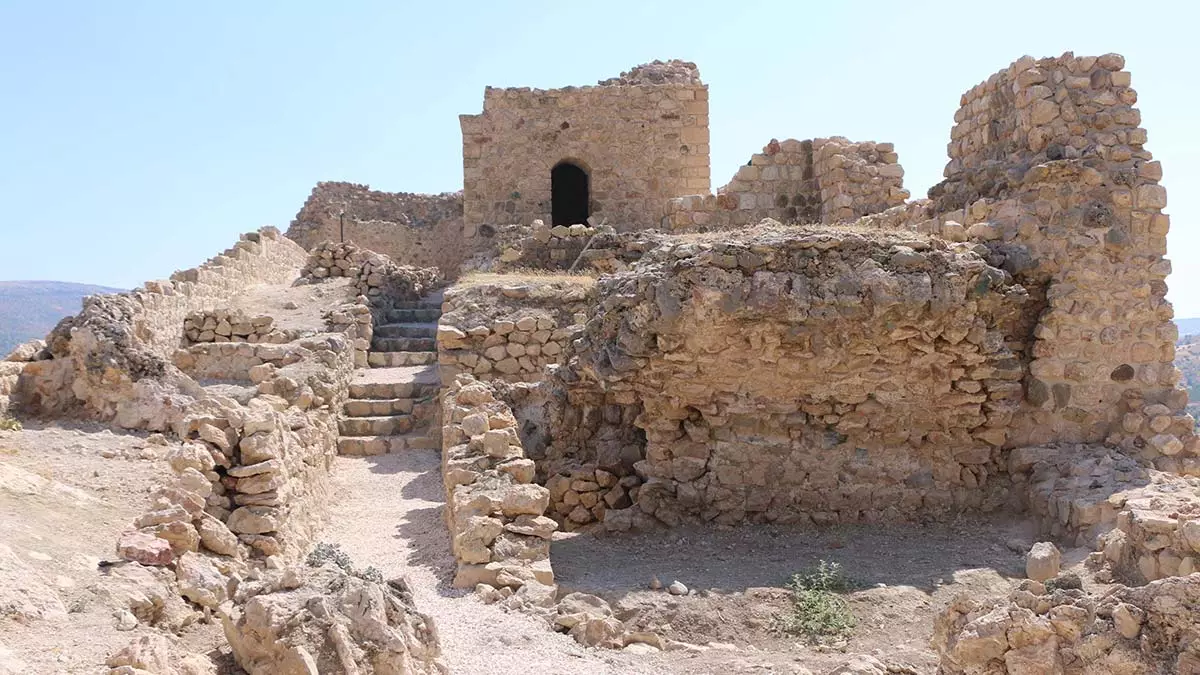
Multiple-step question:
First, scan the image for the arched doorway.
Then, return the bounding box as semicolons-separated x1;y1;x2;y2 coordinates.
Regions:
551;161;589;226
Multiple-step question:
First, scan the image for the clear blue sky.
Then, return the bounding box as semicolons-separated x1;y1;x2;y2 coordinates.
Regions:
1;1;1197;314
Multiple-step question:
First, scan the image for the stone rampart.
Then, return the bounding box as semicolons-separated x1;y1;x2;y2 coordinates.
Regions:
285;182;465;276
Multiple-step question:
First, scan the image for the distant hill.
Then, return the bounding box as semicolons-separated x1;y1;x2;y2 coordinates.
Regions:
0;281;123;356
1177;318;1200;338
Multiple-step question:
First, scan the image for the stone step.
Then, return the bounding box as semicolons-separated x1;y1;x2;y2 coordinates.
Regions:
337;435;408;456
383;308;442;324
371;336;437;353
344;398;437;419
337;432;441;456
389;300;443;311
374;323;438;339
343;397;417;417
369;351;437;367
339;415;416;437
348;380;438;400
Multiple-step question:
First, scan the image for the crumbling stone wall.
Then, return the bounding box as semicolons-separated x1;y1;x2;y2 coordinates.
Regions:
564;225;1030;527
440;375;556;591
1009;444;1200;584
299;240;442;312
664;137;908;231
437;279;592;386
868;53;1190;462
459;60;710;236
16;228;307;427
934;573;1200;673
285;181;465;277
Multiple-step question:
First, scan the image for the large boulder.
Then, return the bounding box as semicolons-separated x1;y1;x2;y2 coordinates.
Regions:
222;565;444;675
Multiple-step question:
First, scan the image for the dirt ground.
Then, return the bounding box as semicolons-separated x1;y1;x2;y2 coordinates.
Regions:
553;517;1038;673
227;275;357;334
0;424;226;675
318;449;1053;675
0;421;1077;675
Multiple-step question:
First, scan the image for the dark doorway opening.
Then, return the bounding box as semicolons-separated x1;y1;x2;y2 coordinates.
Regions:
551;161;589;226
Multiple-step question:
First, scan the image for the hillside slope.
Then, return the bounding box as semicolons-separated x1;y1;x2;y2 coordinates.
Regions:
0;281;123;355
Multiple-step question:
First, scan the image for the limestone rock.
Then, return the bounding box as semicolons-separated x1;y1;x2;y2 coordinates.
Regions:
569;616;624;649
222;565;444;675
175;552;229;609
197;515;240;557
106;634;216;675
1026;542;1061;582
118;530;174;566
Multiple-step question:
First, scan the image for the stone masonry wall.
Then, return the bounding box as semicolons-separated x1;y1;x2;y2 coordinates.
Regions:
565;225;1031;527
440;375;556;591
664;137;907;231
285;181;465;277
15;228;308;428
460;60;710;237
183;309;289;345
912;54;1187;464
437;279;592;386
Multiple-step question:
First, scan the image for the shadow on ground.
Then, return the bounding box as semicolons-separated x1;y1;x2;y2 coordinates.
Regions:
552;514;1034;599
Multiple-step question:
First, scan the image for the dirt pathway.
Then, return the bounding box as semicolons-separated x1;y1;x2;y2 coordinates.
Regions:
319;451;652;675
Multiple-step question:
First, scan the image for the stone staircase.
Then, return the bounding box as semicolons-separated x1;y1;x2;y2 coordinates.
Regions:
337;297;443;455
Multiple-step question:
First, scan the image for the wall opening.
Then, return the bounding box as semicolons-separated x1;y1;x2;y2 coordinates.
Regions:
551;161;589;226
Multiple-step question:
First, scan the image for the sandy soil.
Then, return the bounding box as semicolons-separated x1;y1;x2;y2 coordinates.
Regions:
0;424;225;674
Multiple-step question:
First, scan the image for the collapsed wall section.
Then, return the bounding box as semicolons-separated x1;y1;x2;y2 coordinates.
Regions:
16;228;308;427
664;137;908;230
460;60;710;235
565;226;1030;526
285;181;465;277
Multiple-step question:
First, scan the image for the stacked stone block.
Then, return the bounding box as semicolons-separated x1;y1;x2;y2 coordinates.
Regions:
441;375;556;590
183;309;288;345
437;280;591;386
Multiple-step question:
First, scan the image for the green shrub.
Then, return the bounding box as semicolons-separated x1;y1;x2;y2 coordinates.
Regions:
771;560;857;641
307;542;386;584
0;417;21;432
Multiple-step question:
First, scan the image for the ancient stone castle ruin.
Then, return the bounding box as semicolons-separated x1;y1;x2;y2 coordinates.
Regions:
3;54;1198;674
